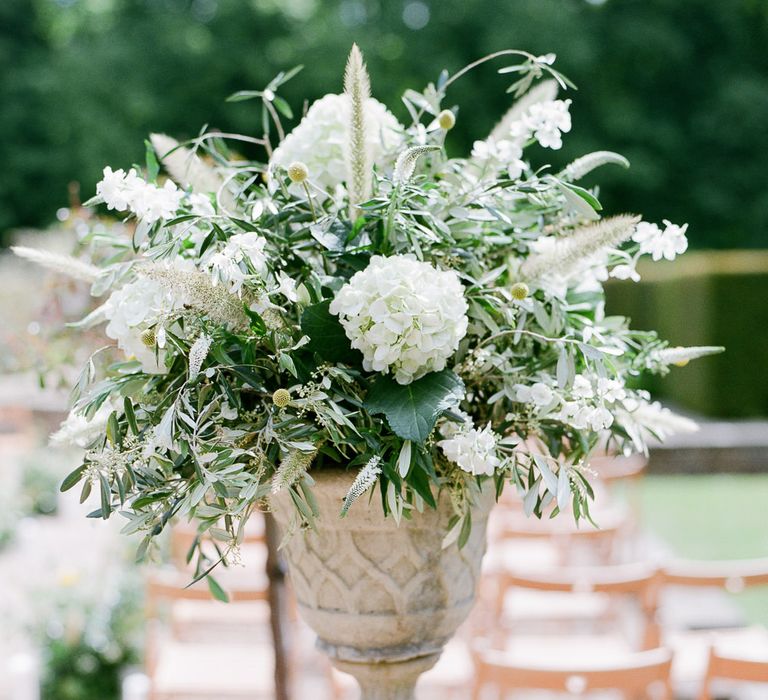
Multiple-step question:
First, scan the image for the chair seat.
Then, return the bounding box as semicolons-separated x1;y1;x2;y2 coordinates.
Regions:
171;599;272;641
491;633;634;669
502;589;612;624
152;640;274;698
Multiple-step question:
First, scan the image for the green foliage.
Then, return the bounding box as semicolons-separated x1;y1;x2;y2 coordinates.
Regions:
364;370;465;443
1;0;767;248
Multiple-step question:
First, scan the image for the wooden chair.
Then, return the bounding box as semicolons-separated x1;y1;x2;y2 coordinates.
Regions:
659;558;768;695
485;563;662;648
471;645;674;699
144;571;275;700
698;645;768;700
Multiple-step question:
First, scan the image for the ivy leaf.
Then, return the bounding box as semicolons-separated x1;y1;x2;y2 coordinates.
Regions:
364;370;464;443
300;300;361;365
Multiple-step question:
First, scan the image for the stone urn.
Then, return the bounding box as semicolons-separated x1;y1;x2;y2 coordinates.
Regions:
270;470;495;700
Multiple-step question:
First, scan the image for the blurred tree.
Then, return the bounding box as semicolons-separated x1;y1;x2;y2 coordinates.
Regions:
0;0;766;248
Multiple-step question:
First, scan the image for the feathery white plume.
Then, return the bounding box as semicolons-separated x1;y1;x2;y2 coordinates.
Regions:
522;214;641;281
651;345;724;367
394;145;440;184
344;44;373;221
271;449;316;494
341;456;382;516
560;151;630;183
489;79;559;142
188;334;213;379
12;246;100;283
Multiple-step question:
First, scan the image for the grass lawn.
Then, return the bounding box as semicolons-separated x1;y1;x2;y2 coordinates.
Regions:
640;474;768;626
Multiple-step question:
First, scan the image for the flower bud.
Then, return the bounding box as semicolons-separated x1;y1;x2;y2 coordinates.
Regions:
272;388;291;408
438;109;456;130
511;282;529;300
287;161;309;184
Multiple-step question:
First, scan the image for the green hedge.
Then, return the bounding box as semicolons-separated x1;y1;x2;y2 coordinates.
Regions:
605;251;768;418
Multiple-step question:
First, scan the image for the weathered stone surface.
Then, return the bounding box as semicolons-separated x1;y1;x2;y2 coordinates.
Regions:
271;469;494;699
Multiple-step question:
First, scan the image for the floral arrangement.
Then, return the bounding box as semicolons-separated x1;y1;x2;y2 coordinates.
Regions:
16;46;720;574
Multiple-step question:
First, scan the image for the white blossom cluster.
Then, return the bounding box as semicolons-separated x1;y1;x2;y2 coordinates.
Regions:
513;374;630;433
207;232;268;295
329;255;469;384
438;414;501;476
103;258;195;373
270;93;404;192
472;98;572;179
96;166;183;224
633;220;689;261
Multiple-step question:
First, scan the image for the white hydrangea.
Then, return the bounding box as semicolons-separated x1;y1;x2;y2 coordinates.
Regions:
329;254;468;384
270;93;404;193
438;420;501;476
96;167;183;224
558;402;614;432
632;220;689;261
103;259;193;373
207;232;268;295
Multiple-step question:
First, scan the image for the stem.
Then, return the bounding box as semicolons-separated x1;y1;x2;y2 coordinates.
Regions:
302;182;317;221
443;49;535;91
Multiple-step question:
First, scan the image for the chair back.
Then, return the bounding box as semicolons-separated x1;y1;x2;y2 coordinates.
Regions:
661;558;768;592
698;646;768;700
472;646;673;699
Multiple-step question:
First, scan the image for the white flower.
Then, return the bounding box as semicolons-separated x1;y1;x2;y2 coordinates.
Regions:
103;259;193;373
515;381;554;407
438;422;500;476
523;99;572;150
632;220;689;261
275;272;299;302
96;167;182;224
572;375;594;400
610;261;641;282
207;232;268;295
270;93;404;193
329;255;468;384
50;403;113;448
597;377;626;403
471;138;526;179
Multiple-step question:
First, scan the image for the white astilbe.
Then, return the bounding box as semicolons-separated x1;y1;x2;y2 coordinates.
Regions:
151;133;235;211
329;255;469;384
341;456;382;515
489;79;559;143
344;44;373;221
271;449;316;494
96;167;183;224
12;246;101;283
394;145;440;184
522;214;641;282
438;421;501;476
560;151;630;183
650;345;724;367
270;94;403;195
188;334;213;379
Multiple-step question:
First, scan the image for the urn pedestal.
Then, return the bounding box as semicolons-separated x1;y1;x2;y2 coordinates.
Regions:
271;471;494;700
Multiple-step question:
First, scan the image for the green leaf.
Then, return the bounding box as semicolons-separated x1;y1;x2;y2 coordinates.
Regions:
243;305;267;336
300;300;361;365
364;370;464;443
106;410;120;447
458;511;472;549
206;575;230;603
124;397;138;435
144;139;159;181
61;465;86;492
